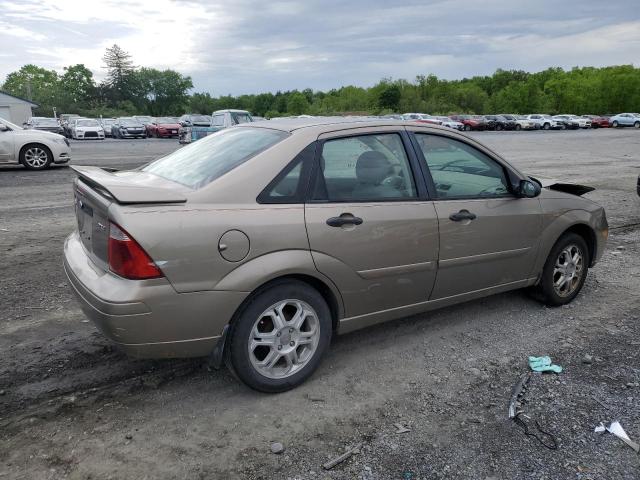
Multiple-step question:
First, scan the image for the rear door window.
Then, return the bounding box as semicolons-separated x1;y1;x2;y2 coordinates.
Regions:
312;133;417;201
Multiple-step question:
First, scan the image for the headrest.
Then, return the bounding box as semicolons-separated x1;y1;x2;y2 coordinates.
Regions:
355;151;391;185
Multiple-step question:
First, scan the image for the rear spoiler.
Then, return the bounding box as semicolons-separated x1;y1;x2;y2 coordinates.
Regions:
71;166;187;204
529;176;595;197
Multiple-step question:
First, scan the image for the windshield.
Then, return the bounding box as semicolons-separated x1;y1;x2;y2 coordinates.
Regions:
77;119;99;127
143;127;288;189
232;112;253;124
33;118;59;126
189;115;211;124
0;118;22;130
156;117;178;124
120;118;142;126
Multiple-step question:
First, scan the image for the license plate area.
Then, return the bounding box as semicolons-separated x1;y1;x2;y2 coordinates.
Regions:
76;195;93;250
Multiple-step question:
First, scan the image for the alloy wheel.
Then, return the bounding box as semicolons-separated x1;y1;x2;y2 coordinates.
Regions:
248;299;320;379
552;244;584;297
23;147;49;168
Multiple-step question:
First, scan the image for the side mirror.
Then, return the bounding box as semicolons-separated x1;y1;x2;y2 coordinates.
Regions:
517;179;541;198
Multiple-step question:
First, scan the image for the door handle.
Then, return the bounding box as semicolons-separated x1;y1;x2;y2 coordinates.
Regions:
326;214;364;227
449;209;477;221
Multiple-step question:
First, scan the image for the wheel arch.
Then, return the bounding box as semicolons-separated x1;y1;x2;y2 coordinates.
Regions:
19;142;53;166
562;223;597;267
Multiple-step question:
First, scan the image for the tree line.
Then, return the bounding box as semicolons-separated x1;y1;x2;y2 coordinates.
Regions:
2;45;640;118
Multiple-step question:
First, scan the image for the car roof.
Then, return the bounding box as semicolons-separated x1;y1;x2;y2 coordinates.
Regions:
240;116;457;134
213;109;250;114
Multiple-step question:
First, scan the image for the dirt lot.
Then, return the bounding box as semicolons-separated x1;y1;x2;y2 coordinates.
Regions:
1;129;639;479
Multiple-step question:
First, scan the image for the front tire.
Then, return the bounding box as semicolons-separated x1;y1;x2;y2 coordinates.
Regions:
612;121;619;128
535;233;589;307
634;121;640;129
543;122;550;130
515;124;522;131
464;124;471;131
227;280;332;392
20;144;52;170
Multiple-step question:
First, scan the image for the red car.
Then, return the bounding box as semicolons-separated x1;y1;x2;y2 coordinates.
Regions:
146;117;181;138
450;114;487;131
583;115;609;128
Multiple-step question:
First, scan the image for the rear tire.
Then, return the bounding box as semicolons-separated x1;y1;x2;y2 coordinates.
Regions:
534;233;589;307
543;123;550;130
226;280;332;392
515;124;522;131
612;121;619;128
20;144;52;170
464;124;471;131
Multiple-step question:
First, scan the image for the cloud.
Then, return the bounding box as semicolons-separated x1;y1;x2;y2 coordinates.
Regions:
0;0;638;95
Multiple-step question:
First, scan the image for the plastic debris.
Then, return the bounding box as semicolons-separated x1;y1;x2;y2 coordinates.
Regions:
606;421;640;452
394;423;411;434
323;442;362;470
528;356;563;373
594;423;606;434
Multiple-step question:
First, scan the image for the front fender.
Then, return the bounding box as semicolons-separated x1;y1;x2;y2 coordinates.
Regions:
532;207;606;280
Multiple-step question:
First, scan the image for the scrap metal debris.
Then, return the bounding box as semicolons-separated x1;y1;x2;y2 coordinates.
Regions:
508;372;558;450
322;442;363;470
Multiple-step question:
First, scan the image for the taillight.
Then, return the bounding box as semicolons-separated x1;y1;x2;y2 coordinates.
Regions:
108;222;163;280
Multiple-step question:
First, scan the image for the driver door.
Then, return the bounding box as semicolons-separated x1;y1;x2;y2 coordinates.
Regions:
409;130;542;299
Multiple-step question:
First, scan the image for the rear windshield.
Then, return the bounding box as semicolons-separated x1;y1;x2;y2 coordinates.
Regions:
143;127;289;189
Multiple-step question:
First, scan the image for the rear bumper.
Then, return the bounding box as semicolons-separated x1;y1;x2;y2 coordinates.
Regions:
63;232;248;358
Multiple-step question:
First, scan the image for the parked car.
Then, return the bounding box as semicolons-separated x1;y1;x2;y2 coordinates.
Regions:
526;114;560;130
178;114;215;144
500;114;537;130
434;116;464;130
23;117;64;135
133;116;155;126
483;115;516;131
402;113;441;125
609;113;640;128
60;114;81;138
100;118;116;137
111;118;147;139
582;115;609;128
211;109;254;128
0;117;70;169
146;117;181;138
450;115;487;131
63;118;607;392
552;115;581;130
70;118;105;140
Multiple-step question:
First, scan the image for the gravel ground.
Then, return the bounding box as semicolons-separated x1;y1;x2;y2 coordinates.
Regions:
1;129;639;479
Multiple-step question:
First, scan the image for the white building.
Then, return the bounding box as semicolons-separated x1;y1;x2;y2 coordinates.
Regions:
0;91;38;125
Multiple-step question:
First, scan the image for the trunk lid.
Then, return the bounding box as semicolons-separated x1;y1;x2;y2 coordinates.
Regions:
71;166;188;269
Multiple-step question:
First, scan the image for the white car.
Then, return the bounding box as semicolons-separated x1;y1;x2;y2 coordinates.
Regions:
567;115;591;129
70;118;105;140
526;114;560;130
0;118;71;170
434;116;464;130
401;113;442;125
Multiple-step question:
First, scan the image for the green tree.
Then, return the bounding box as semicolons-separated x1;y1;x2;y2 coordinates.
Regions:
60;64;96;107
132;68;193;115
1;64;60;115
102;44;136;103
286;92;309;115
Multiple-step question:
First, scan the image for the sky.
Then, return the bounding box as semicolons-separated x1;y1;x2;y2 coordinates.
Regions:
1;0;639;96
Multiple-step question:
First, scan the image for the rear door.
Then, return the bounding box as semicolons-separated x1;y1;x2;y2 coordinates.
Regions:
409;130;542;299
304;127;439;319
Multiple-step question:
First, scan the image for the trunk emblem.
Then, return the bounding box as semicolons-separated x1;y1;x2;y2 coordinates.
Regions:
97;222;106;231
